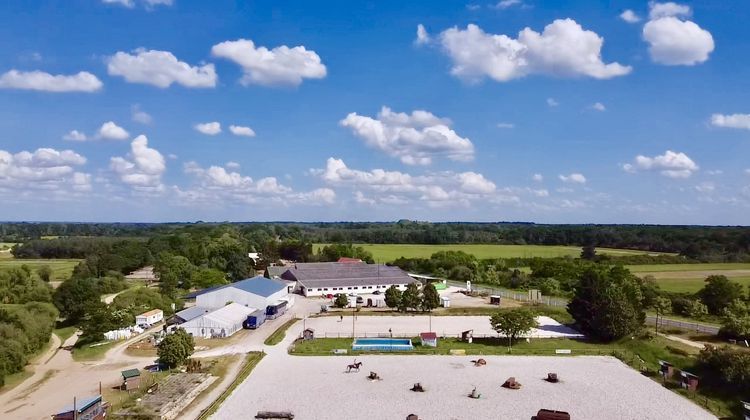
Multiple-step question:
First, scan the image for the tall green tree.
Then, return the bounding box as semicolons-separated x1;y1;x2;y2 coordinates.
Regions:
720;299;750;340
400;283;421;312
421;283;440;312
154;254;196;297
158;329;195;368
580;245;597;260
334;293;349;308
653;296;672;334
36;265;52;282
698;275;744;315
567;265;645;342
490;308;539;351
384;285;402;310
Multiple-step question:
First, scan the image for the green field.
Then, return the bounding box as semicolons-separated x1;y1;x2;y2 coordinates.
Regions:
627;263;750;293
0;255;79;281
314;243;673;262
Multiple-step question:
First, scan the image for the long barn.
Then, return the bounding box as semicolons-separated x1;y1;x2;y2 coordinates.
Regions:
281;262;417;297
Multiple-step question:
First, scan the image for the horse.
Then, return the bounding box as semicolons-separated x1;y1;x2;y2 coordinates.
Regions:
470;359;487;367
346;360;363;373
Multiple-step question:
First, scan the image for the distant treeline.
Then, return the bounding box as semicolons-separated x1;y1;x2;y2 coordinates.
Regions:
3;221;750;262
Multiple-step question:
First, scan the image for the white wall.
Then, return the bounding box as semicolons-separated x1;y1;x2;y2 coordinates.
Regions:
136;311;163;325
181;315;243;338
301;283;409;297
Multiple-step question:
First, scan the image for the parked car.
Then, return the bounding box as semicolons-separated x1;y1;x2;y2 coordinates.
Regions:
356;296;364;304
372;290;381;295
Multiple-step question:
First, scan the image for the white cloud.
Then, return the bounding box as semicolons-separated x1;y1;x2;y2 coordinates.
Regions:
591;102;606;111
497;122;515;128
102;0;134;7
110;135;166;192
225;161;241;169
438;19;631;83
63;130;87;142
340;106;474;165
0;147;90;194
532;173;543;182
131;105;153;124
0;70;102;93
194;122;221;136
711;113;750;130
620;10;641;24
229;125;256;137
694;182;715;193
547;98;559;107
416;24;431;45
144;0;173;6
494;0;522;9
102;0;173;9
559;173;587;184
107;49;217;88
643;3;714;66
649;2;691;19
466;4;481;11
623;150;699;178
316;157;497;206
211;38;326;87
97;121;130;140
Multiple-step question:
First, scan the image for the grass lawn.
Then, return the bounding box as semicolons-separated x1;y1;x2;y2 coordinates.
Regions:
626;263;750;293
264;318;299;346
627;263;750;272
71;341;116;362
53;326;77;343
0;256;80;281
314;244;674;262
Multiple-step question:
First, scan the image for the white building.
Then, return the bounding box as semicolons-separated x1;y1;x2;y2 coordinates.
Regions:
135;309;163;327
281;262;417;297
191;276;290;311
180;303;255;338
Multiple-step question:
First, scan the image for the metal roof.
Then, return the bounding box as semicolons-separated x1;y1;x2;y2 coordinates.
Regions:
121;368;140;379
56;395;102;415
265;265;289;278
185;276;287;299
175;306;210;322
284;262;415;289
137;309;163;318
203;303;256;325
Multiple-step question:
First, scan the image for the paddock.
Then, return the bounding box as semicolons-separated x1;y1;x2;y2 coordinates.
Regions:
212;355;715;420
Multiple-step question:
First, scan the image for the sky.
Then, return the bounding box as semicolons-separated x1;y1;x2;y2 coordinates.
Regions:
0;0;748;224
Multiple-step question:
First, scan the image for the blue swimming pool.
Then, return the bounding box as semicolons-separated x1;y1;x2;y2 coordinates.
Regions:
352;338;414;351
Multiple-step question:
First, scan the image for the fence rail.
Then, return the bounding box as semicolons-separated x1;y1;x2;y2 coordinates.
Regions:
645;316;720;335
446;281;568;307
319;332;581;339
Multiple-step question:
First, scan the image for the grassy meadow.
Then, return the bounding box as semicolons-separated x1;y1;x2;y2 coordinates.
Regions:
314;243;673;262
628;263;750;293
0;254;80;281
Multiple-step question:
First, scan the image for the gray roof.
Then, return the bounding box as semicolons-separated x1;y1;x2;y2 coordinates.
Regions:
265;266;289;278
283;262;415;289
188;276;287;299
175;306;210;322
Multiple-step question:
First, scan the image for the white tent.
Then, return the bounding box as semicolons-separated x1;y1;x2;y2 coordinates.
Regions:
180;303;255;339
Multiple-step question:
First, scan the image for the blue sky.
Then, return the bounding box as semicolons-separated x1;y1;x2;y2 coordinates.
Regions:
0;0;748;224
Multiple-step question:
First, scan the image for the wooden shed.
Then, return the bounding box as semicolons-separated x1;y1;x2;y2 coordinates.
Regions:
121;368;141;391
420;332;437;347
302;328;315;340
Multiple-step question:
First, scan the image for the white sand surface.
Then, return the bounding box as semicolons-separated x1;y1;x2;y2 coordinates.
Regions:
212;355;715;420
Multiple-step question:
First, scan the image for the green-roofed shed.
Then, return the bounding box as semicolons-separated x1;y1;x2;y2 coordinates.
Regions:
121;369;141;390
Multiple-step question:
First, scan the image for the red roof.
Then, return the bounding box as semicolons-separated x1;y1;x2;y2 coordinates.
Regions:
337;257;363;263
420;332;437;340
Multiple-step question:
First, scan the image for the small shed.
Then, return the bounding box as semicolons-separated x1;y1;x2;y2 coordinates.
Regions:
490;295;501;305
302;328;315;340
420;332;438;347
440;296;451;308
136;309;164;327
52;395;107;420
680;371;700;391
658;360;674;379
121;369;141;391
461;329;474;343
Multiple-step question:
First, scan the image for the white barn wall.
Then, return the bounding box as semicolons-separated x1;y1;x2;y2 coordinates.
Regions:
302;283;409;297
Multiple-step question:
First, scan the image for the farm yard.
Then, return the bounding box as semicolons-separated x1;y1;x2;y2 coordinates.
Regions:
628;263;750;293
314;243;675;261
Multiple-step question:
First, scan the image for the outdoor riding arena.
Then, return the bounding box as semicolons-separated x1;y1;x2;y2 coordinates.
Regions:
212;354;716;420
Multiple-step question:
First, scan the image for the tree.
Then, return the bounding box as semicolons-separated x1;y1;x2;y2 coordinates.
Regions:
698;345;750;395
490;308;538;351
53;278;101;323
334;293;349;308
567;266;645;342
154;254;196;297
687;300;709;319
421;283;440;312
653;296;672;334
384;285;402;310
400;283;421;312
36;265;52;282
580;245;597;261
698;275;744;315
720;299;750;339
190;268;228;289
158;329;194;368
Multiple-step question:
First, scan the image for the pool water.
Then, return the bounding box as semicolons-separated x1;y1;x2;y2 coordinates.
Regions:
352;338;414;351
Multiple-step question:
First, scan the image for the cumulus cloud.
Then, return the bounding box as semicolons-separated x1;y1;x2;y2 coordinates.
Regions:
532;173;543;182
315;157;497;206
0;147;90;194
211;38;326;87
559;173;587;184
102;0;173;9
177;161;334;205
643;3;714;66
102;0;134;7
623;150;699;178
229;125;256;137
107;49;217;88
694;182;715;193
493;0;523;9
97;121;130;140
438;19;631;83
63;130;87;142
339;106;474;165
591;102;606;111
110;135;166;192
547;98;559;107
415;24;431;45
620;10;641;23
0;70;102;92
131;105;153;124
711;113;750;130
225;161;241;169
194;122;221;136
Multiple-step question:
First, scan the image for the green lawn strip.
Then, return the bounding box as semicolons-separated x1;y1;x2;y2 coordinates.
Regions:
652;276;750;294
71;341;116;362
0;258;80;280
196;352;265;420
53;326;77;342
627;263;750;272
264;318;299;346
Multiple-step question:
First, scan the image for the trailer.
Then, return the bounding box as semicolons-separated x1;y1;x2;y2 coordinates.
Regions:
265;301;288;320
243;310;267;329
